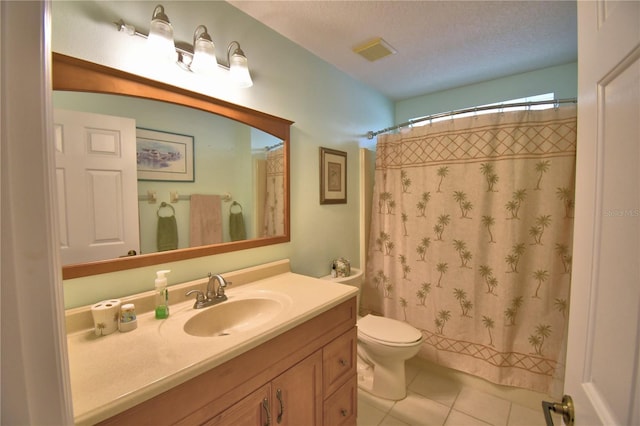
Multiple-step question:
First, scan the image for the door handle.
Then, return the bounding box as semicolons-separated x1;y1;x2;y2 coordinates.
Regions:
542;394;574;426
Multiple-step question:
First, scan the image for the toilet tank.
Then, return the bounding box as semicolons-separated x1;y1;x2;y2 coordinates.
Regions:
321;268;364;312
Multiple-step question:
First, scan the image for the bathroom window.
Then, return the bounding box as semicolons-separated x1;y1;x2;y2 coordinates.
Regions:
411;93;555;127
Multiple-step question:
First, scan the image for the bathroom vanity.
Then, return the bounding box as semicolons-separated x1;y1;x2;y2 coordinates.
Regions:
65;260;358;425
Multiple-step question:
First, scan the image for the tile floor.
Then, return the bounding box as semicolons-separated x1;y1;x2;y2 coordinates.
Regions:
357;358;562;426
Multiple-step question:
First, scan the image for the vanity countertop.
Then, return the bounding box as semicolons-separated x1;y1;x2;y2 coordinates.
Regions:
66;261;357;425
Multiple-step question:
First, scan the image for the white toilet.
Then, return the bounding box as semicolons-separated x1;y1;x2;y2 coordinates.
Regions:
322;268;424;400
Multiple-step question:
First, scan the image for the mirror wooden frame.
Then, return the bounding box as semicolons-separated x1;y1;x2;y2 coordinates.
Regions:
53;53;292;280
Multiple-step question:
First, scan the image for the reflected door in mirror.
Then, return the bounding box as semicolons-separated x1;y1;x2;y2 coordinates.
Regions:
54;109;140;264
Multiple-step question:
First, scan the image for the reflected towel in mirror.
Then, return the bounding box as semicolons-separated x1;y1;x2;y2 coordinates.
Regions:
190;194;222;246
157;202;178;251
229;201;246;241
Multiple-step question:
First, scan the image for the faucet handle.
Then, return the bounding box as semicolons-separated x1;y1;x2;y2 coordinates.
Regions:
186;289;206;308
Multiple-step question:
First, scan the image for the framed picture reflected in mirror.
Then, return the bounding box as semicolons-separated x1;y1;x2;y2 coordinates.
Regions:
136;128;194;182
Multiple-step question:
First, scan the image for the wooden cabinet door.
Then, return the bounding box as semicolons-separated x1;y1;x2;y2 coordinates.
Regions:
271;351;323;426
203;384;270;426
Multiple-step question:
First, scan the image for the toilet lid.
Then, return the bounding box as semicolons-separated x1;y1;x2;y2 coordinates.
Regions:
358;314;422;344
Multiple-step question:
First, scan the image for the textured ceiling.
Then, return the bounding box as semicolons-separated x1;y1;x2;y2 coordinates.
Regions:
228;1;578;101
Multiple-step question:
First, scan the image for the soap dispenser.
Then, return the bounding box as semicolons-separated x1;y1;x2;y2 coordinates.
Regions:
155;270;171;319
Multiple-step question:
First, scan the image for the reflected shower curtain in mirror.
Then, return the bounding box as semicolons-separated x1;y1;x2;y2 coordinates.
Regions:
262;147;285;236
362;106;577;395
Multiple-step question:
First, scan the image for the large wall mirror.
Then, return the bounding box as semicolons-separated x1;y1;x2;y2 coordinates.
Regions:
53;53;292;280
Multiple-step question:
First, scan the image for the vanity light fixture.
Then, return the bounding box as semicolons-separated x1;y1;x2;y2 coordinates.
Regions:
114;4;253;88
227;41;253;88
147;5;176;63
189;25;218;76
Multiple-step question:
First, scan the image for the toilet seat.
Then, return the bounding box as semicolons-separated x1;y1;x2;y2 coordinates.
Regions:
358;314;423;346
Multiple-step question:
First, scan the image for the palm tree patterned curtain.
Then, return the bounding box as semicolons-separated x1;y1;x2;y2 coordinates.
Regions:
262;147;285;237
362;106;577;395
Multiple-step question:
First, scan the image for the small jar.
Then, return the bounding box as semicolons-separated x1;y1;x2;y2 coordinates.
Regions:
119;303;137;332
333;257;351;277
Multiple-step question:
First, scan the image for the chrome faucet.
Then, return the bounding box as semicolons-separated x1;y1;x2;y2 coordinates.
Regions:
186;272;232;309
206;273;229;301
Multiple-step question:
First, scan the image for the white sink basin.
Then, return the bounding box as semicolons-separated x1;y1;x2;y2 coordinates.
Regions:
183;296;287;337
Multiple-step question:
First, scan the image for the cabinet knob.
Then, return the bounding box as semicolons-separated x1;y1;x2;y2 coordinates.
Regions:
339;358;347;366
340;409;348;417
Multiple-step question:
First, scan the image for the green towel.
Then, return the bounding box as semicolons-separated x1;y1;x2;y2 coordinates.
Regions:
229;211;246;241
157;216;178;251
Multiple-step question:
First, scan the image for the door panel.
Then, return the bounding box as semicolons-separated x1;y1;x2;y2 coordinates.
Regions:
589;54;639;422
271;351;322;426
54;109;139;264
566;1;640;425
87;170;125;242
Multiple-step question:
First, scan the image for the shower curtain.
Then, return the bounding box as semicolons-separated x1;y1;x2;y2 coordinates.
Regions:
361;106;577;395
262;146;285;237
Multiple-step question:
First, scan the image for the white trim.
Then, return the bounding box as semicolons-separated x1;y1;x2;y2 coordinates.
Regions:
1;1;73;423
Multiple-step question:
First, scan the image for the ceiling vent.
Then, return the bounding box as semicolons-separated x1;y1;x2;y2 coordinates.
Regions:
353;37;397;62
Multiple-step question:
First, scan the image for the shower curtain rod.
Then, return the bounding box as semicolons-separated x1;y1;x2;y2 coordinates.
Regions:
265;142;284;151
366;97;577;140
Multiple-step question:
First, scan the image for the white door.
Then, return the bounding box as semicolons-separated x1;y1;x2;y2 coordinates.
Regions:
54;109;140;265
563;1;640;425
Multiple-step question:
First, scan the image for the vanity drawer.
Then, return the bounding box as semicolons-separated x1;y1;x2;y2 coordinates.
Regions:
323;327;356;396
323;377;357;426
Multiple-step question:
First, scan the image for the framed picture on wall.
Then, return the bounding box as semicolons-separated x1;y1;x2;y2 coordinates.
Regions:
320;147;347;204
136;128;194;182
